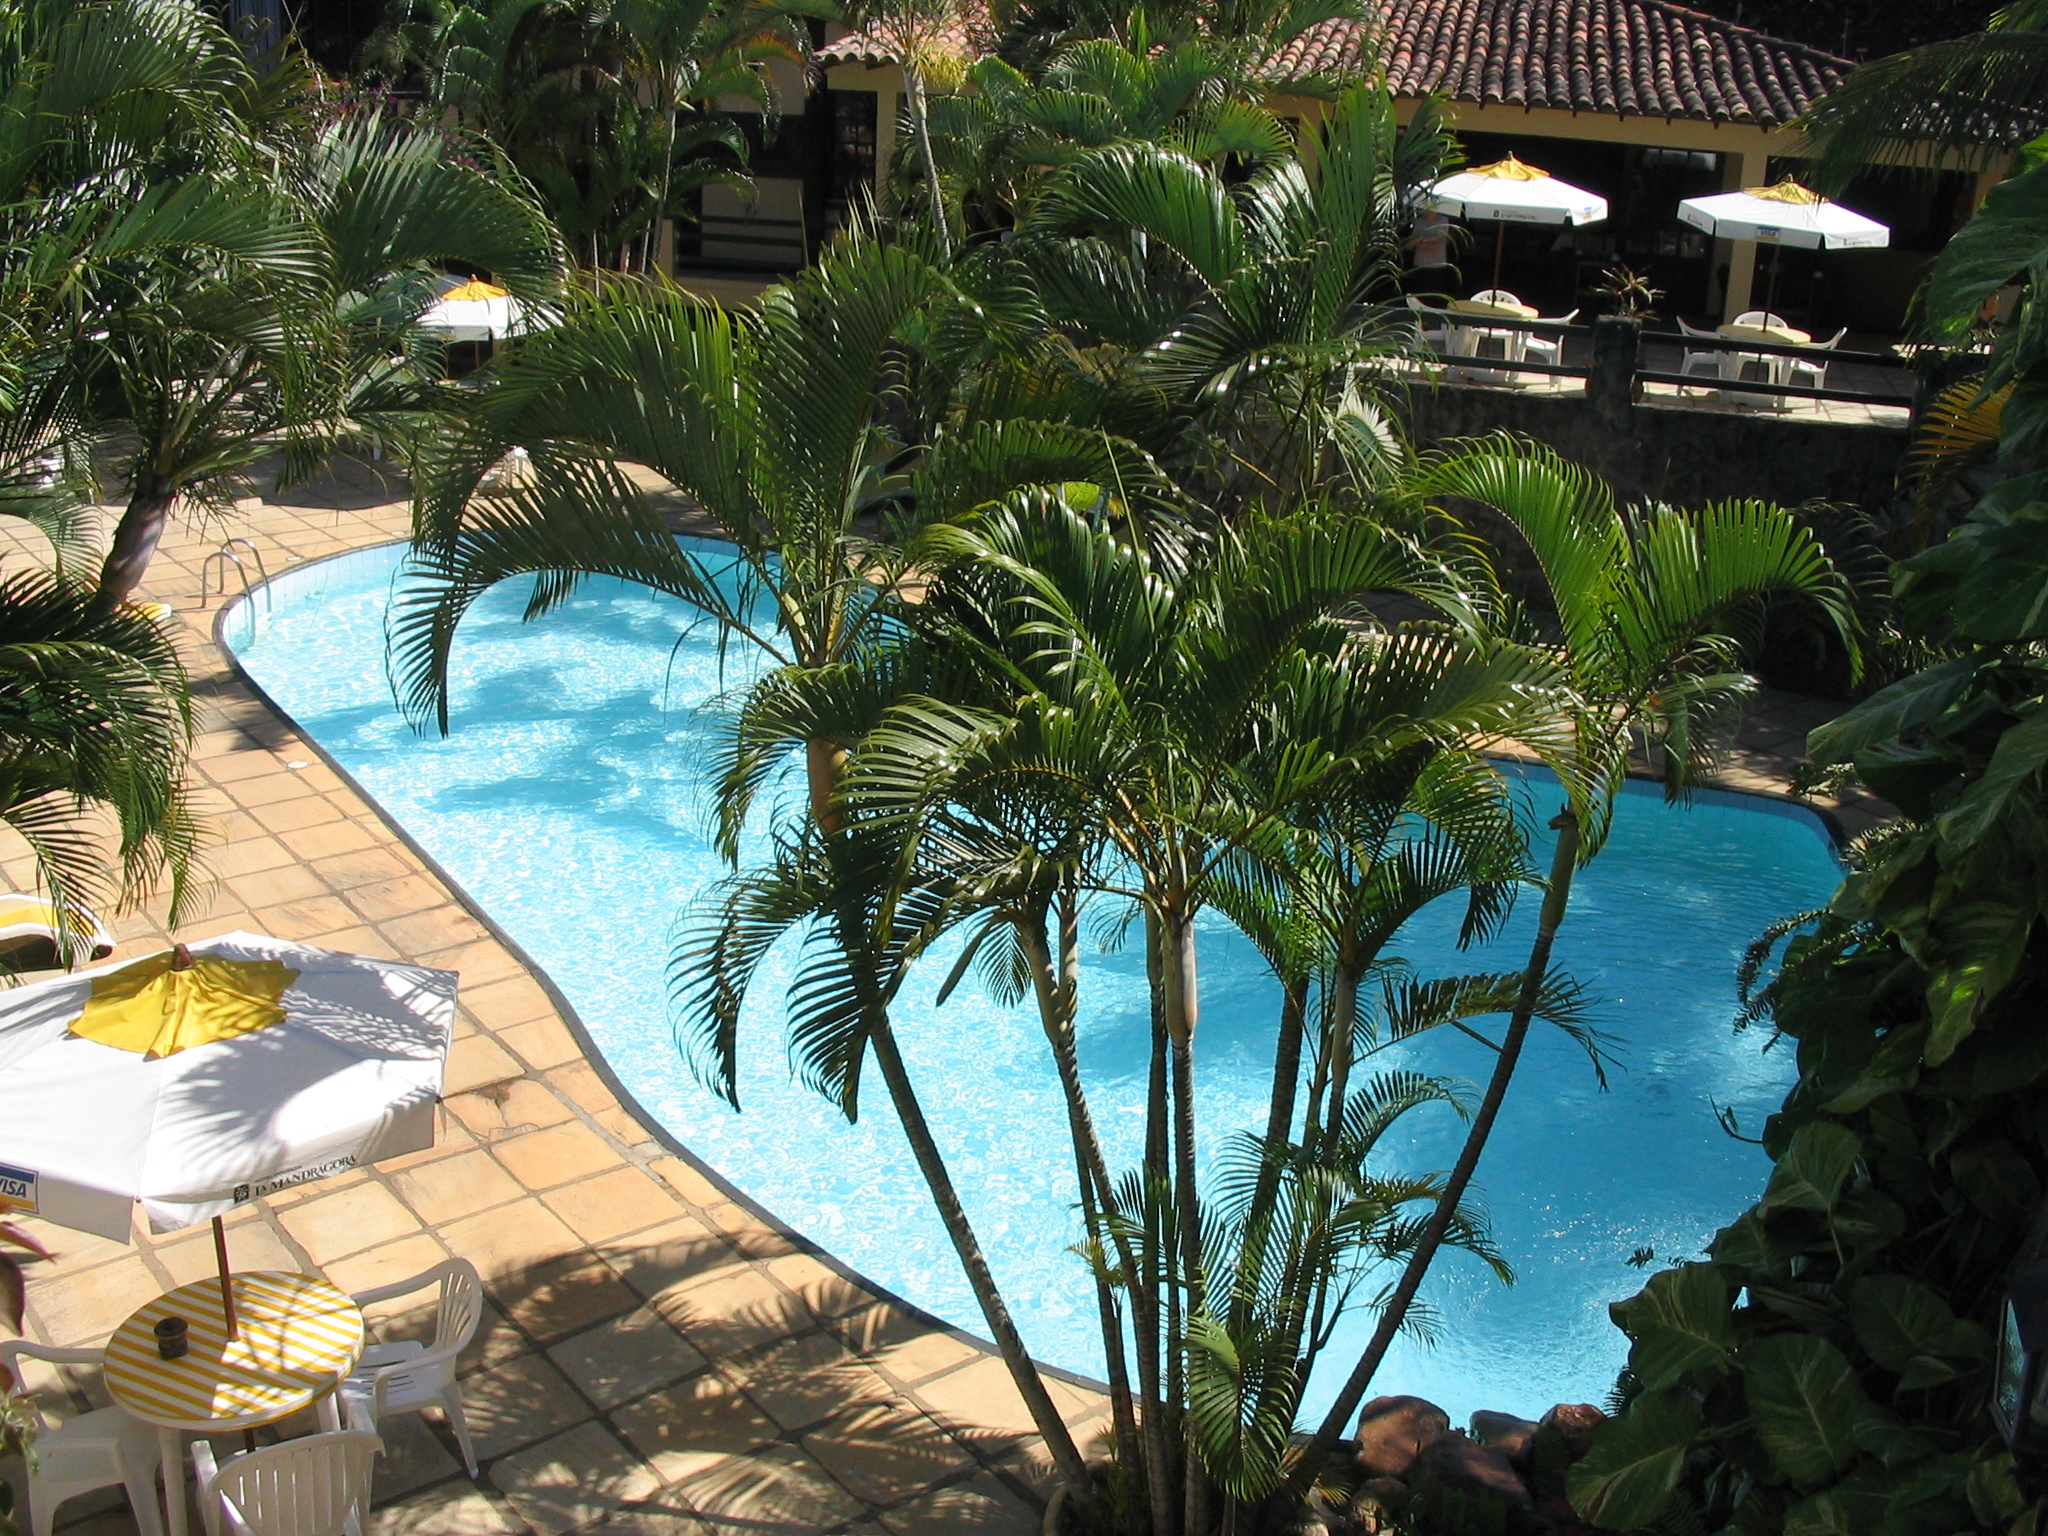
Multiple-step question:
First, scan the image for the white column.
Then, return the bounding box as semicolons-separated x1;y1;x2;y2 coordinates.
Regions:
1720;149;1770;322
874;80;901;208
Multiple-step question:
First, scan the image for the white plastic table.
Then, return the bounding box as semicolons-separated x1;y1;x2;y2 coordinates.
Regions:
1718;322;1813;406
1448;297;1541;378
103;1271;365;1536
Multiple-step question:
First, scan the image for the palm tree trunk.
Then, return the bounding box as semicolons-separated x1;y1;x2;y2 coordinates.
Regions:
1159;905;1210;1536
1143;908;1180;1536
92;479;176;614
806;739;846;830
1288;809;1581;1492
897;60;952;259
1251;975;1308;1215
1321;961;1362;1148
865;1013;1092;1496
1017;901;1140;1482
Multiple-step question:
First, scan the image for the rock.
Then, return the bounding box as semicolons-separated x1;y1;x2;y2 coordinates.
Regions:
1539;1402;1607;1458
1470;1409;1541;1462
1354;1394;1450;1479
1346;1477;1410;1534
1415;1432;1534;1509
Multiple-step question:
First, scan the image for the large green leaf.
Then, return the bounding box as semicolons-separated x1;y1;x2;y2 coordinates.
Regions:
1743;1333;1868;1485
1805;659;1975;767
1756;1122;1862;1219
1926;157;2048;339
1954;515;2048;639
1922;897;2035;1065
1850;1274;1990;1390
1611;1263;1737;1391
1938;705;2048;845
1567;1388;1701;1529
1783;1486;1888;1536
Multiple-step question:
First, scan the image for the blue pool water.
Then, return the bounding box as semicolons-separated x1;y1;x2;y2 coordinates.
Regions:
225;542;1843;1425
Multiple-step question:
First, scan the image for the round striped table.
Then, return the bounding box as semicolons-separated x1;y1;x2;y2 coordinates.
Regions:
105;1272;365;1536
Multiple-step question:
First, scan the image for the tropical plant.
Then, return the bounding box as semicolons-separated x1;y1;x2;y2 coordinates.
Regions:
1567;488;2048;1536
918;33;1301;231
0;0;565;611
0;573;202;951
982;79;1456;510
1292;438;1860;1484
368;0;818;269
677;489;1598;1534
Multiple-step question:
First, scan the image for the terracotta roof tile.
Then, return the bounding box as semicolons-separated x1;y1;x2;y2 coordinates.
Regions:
822;1;1851;129
1267;0;1850;125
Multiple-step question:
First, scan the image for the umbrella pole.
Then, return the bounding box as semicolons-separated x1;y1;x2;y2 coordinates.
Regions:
1491;223;1506;292
1762;245;1783;321
212;1214;238;1340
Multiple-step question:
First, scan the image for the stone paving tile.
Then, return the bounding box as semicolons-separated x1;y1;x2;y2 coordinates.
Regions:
877;1474;1039;1536
642;1442;867;1535
14;462;1880;1536
801;1397;980;1507
491;1422;661;1536
545;1307;707;1411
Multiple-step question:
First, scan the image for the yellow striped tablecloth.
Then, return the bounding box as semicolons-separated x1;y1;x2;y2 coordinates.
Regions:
105;1271;364;1429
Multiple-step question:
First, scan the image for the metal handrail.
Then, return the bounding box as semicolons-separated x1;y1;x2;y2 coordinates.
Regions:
1634;369;1916;408
197;538;271;611
1428;354;1591;378
1645;331;1904;369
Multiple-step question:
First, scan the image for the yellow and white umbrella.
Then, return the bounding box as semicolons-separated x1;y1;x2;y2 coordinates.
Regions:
0;934;454;1333
1678;180;1889;317
417;277;528;341
1424;154;1609;290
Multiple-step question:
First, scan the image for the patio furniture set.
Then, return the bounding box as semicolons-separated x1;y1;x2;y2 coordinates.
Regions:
4;1257;483;1536
0;930;474;1536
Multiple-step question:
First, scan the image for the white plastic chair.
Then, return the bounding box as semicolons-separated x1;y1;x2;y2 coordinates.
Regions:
336;1259;482;1477
1731;310;1791;330
190;1432;381;1536
1404;295;1449;350
1521;309;1578;367
1787;328;1849;392
1470;288;1521;308
0;1341;164;1536
1675;316;1729;392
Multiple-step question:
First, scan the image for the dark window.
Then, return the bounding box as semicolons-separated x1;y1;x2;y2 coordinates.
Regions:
824;90;878;238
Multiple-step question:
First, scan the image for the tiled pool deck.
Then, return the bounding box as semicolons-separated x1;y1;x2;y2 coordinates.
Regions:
3;460;1885;1536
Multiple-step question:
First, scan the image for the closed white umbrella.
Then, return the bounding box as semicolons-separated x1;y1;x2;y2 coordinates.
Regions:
417;278;527;342
0;933;454;1332
1678;181;1889;318
1424;154;1609;291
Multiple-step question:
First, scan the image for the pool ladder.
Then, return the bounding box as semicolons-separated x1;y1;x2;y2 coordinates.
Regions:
198;538;272;612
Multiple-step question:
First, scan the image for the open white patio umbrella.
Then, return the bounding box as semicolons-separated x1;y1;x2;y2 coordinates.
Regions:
416;278;527;342
1423;154;1609;292
1678;180;1889;318
0;933;455;1334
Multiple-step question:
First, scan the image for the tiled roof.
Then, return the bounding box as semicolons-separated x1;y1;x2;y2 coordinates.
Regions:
819;0;1851;129
1282;0;1848;127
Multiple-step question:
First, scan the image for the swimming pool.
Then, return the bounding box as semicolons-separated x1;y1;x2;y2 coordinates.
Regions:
224;541;1843;1425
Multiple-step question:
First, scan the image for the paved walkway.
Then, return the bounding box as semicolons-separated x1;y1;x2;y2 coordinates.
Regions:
3;460;1882;1536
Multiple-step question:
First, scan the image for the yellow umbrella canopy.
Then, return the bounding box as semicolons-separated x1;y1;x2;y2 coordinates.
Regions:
70;944;299;1060
440;279;509;300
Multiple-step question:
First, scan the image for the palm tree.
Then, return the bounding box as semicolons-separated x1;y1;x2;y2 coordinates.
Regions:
1000;80;1456;510
370;0;819;271
823;494;1570;1533
0;571;201;958
1292;438;1859;1480
0;0;565;611
75;108;564;612
1794;0;2048;187
847;0;974;254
